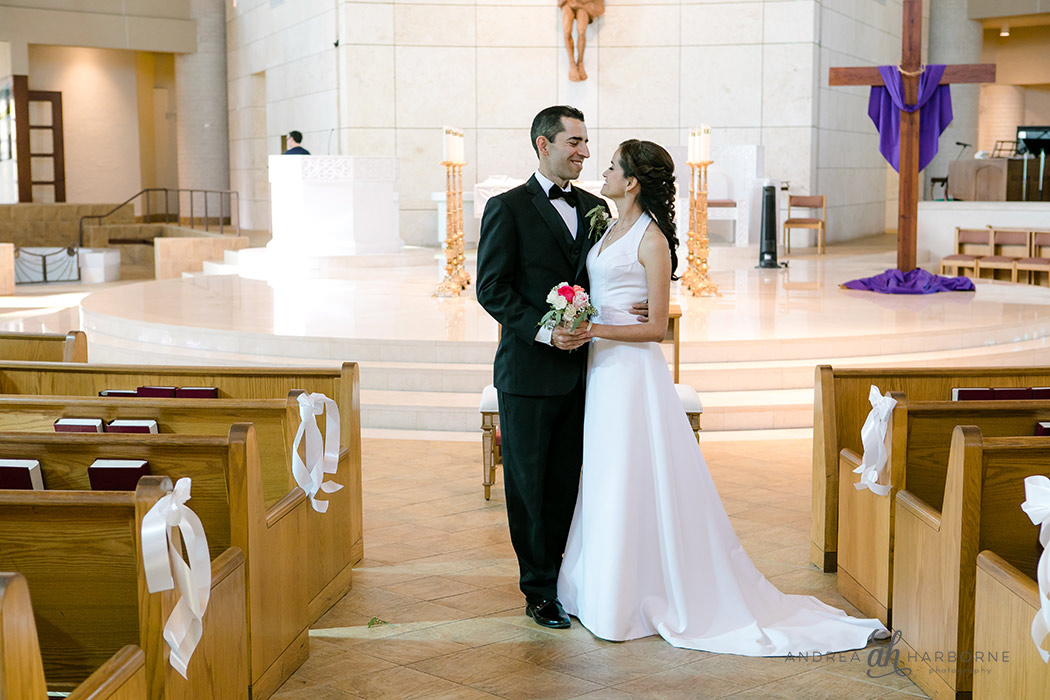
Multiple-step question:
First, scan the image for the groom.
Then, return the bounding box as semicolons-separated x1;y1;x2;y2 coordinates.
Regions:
476;106;605;629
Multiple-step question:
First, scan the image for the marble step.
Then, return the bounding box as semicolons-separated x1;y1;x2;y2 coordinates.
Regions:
360;388;813;433
201;260;240;276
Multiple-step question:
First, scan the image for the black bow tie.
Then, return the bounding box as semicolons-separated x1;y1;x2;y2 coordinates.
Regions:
548;186;578;208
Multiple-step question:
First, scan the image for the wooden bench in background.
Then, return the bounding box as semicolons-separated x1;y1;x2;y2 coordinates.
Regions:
892;427;1050;700
973;551;1050;699
0;390;353;623
1;572;146;700
0;360;362;568
0;425;307;700
0;476;249;699
811;365;1050;572
0;330;86;362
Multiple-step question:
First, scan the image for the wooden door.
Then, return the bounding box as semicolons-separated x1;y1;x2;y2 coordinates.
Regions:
25;90;65;203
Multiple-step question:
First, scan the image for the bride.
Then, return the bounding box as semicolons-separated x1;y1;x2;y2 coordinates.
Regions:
556;140;887;654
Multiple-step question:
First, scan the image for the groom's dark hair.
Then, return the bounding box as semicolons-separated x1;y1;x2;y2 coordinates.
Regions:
531;106;585;156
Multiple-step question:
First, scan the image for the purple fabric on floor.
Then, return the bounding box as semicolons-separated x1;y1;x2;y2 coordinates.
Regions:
868;64;953;172
842;268;975;294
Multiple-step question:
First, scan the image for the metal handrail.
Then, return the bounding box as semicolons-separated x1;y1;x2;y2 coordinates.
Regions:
78;187;240;247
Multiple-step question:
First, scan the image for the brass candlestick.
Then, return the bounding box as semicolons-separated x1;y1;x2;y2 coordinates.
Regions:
435;160;470;297
681;160;720;297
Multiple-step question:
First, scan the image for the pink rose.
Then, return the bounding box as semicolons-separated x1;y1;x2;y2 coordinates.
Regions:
557;285;575;304
573;291;589;307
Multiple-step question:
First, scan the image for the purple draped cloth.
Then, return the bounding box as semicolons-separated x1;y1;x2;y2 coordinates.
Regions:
868;64;952;172
842;268;975;294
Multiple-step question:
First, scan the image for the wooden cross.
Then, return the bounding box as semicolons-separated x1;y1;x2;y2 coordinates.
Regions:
829;0;995;272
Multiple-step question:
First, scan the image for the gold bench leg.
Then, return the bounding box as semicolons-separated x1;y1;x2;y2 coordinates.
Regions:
481;412;499;500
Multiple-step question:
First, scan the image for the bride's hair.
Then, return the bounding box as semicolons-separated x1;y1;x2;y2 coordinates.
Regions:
617;140;679;280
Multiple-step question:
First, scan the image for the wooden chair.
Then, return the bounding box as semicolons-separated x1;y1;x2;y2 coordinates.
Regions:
892;427;1050;699
973;552;1050;699
939;227;992;277
0;330;87;362
1015;230;1050;286
782;194;826;254
0;390;352;623
976;228;1031;282
837;393;1050;626
0;476;250;698
1;572;146;700
810;364;1050;573
479;304;702;500
0;425;308;700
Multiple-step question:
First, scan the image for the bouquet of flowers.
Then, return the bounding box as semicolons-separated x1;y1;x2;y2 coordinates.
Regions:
539;282;597;332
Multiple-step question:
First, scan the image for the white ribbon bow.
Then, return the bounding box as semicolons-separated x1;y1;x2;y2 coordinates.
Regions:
140;478;212;678
1022;475;1050;663
292;392;343;513
854;385;897;496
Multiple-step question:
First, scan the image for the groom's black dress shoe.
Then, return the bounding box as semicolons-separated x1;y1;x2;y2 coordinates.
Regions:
526;599;571;629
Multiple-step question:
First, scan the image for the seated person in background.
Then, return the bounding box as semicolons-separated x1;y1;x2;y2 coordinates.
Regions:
283;130;310;155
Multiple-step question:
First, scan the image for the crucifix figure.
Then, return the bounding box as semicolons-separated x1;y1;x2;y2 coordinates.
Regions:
560;0;605;82
829;0;995;272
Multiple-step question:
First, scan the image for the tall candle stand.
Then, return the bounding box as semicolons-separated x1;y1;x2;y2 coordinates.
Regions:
681;160;721;297
434;160;470;297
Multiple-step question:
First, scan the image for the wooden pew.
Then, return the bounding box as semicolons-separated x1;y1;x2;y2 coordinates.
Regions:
0;426;307;700
838;395;1050;625
0;330;87;362
973;552;1050;699
0;360;362;568
0;391;352;621
0;476;249;699
1;572;146;700
892;426;1050;699
812;365;1050;572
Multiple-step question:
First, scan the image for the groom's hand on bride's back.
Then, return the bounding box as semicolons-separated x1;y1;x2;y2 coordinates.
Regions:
552;326;592;351
630;302;649;322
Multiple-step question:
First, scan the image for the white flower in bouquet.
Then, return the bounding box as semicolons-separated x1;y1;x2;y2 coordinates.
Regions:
553;295;568;310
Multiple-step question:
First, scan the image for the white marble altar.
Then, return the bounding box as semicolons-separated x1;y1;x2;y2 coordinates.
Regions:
268;155;402;257
917;201;1050;261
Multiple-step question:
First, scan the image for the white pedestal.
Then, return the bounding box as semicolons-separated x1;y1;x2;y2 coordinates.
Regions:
268;155;402;257
78;248;121;284
918;201;1050;261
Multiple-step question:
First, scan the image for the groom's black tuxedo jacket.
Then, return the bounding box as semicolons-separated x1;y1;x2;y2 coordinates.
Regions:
476;175;609;397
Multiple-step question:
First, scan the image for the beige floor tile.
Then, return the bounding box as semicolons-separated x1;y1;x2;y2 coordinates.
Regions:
543;645;677;685
381;575;482;601
469;664;602;700
612;663;757;699
433;587;524;615
408;647;536;686
482;629;599;665
327;665;467;700
270;677;365;699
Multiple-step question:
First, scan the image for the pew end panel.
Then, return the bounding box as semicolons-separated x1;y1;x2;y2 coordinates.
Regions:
973;551;1050;700
811;365;839;571
0;331;87;364
65;646;146;700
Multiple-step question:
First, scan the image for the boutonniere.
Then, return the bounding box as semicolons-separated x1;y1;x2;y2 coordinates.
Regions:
585;205;612;242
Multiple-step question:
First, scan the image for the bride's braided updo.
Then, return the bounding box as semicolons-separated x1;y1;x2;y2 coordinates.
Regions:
617;140;680;280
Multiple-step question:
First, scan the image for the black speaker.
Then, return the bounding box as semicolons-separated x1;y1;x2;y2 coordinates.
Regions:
758;185;780;269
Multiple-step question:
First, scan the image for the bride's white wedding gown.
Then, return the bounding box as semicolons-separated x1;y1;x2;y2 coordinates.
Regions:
557;213;887;655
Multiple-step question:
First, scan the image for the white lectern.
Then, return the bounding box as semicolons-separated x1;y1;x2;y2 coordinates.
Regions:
268;155;402;256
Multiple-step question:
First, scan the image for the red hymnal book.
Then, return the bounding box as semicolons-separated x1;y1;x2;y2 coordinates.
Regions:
1038;422;1050;436
176;387;218;399
993;387;1033;400
54;418;105;433
1033;387;1050;400
98;389;139;397
0;459;43;490
952;387;994;401
87;459;151;491
136;386;177;398
106;419;159;434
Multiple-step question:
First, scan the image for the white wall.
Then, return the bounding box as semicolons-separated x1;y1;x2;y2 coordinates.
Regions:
28;45;143;204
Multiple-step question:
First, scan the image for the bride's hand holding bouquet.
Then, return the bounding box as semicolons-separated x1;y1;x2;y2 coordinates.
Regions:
540;282;596;351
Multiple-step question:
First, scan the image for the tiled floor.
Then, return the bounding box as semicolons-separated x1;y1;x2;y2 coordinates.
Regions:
274;438;928;700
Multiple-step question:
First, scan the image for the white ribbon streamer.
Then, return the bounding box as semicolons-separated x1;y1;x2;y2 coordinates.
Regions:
140;478;212;678
853;385;897;496
1021;475;1050;663
292;392;343;513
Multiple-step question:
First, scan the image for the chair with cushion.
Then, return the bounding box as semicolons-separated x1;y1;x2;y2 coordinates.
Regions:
782;195;826;255
478;305;702;500
940;227;992;277
1015;230;1050;287
976;228;1031;282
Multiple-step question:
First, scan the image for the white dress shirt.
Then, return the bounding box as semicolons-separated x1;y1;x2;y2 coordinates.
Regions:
533;171;579;346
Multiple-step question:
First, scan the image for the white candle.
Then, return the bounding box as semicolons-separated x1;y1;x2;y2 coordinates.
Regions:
699;124;711;162
688;130;697;163
443;127;454;163
456;131;465;164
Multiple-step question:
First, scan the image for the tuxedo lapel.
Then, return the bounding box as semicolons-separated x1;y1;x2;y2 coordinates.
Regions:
528;177;574;265
574;189;594;279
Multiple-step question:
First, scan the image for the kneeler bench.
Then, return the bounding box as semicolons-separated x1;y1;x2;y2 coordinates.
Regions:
478;305;702;500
